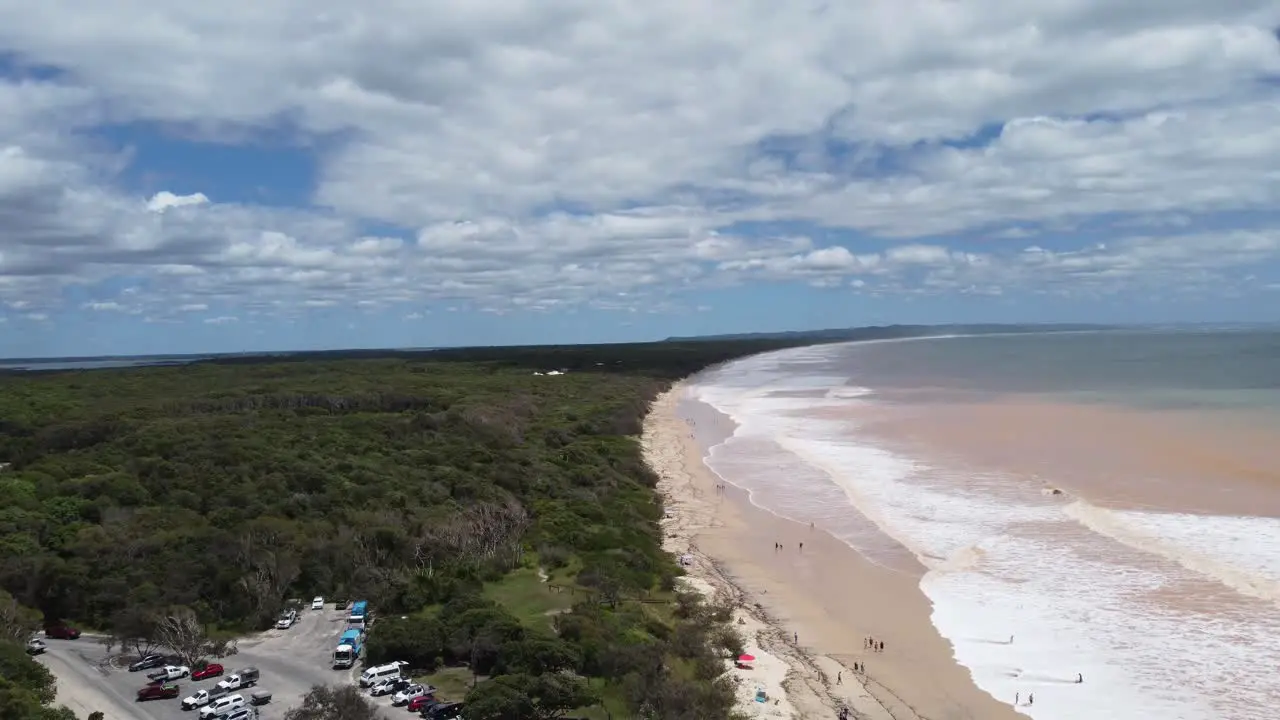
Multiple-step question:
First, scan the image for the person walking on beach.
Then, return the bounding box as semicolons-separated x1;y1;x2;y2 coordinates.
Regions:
799;542;804;551
837;671;842;685
1029;693;1034;706
794;631;798;643
1015;692;1019;705
1077;673;1083;684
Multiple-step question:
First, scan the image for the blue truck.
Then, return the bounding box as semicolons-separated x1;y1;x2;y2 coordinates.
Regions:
332;628;364;669
348;600;369;627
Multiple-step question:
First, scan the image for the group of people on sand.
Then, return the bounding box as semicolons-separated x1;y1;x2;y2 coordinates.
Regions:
864;636;884;652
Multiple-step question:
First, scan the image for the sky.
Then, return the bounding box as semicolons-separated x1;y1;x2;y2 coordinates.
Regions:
2;2;1280;358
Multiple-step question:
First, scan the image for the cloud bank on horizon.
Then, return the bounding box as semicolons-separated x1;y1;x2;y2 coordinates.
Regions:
1;1;1280;355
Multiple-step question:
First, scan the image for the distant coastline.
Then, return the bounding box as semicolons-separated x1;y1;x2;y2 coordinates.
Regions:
11;321;1276;373
1;322;1119;371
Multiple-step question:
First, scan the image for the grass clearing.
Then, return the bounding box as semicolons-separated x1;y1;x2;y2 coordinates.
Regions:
417;666;476;702
482;566;578;628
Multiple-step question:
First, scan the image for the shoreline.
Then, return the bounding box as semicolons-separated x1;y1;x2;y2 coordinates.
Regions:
643;382;1023;720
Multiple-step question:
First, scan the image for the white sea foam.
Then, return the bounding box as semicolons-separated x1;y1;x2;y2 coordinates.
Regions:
1066;504;1280;607
687;343;1280;720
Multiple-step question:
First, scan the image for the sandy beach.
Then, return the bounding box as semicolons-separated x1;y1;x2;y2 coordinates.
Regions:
643;383;1023;720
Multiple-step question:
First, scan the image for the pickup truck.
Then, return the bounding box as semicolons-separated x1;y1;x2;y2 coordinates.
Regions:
137;682;180;701
44;624;81;640
216;667;259;691
147;665;191;681
182;686;230;709
275;610;297;629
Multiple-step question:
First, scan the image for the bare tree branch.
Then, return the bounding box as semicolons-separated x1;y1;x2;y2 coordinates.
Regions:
151;607;237;667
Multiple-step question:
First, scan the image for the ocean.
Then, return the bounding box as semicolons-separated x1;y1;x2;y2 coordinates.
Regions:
685;330;1280;720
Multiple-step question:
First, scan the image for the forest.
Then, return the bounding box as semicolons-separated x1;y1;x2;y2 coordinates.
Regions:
0;338;803;719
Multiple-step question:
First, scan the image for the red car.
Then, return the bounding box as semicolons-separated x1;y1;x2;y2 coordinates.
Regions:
136;683;179;701
407;695;439;713
191;663;224;681
44;625;81;640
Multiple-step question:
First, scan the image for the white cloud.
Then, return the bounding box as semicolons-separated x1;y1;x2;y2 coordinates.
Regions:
83;301;126;312
0;0;1278;318
204;315;238;324
147;191;210;213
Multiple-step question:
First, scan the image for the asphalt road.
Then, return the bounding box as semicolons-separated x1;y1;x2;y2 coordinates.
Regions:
35;604;401;720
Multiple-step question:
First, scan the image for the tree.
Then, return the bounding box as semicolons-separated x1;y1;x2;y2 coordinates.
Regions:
151;607;236;667
284;684;379;720
363;615;443;670
0;640;57;704
100;606;160;660
0;591;41;645
495;635;579;676
465;673;598;720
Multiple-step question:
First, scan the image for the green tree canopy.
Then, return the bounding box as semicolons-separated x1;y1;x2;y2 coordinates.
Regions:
464;673;598;720
284;684;379;720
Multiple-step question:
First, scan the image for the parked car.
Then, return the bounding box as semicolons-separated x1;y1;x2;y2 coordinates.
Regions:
275;610;297;629
181;687;229;709
407;695;442;713
192;663;225;681
392;684;430;706
136;682;180;701
359;660;408;687
369;677;409;696
216;667;260;692
250;689;272;706
129;654;167;672
44;624;81;640
26;638;47;655
412;699;448;717
198;693;245;719
311;596;325;610
425;702;464;720
147;665;191;681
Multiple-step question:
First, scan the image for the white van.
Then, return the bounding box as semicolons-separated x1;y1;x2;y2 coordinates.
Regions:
359;661;406;687
199;693;245;719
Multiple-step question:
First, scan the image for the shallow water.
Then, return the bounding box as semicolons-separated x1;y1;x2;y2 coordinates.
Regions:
688;332;1280;720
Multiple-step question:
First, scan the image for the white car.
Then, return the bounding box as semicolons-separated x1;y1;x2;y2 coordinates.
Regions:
147;665;191;681
275;610;296;629
311;596;325;610
369;677;408;696
392;684;429;706
199;693;244;719
25;638;47;655
181;688;227;709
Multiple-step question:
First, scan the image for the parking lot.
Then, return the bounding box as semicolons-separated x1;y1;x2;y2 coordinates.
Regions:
34;603;402;720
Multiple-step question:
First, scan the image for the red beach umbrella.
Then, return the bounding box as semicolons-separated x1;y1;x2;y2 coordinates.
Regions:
738;654;756;663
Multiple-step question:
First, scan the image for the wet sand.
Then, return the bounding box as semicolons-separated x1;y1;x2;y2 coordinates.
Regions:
646;383;1024;720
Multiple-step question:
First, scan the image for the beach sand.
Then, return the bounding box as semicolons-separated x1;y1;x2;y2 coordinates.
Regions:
643;384;1024;720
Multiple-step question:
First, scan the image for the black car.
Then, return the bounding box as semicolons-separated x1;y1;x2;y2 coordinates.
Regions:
128;654;166;672
425;702;463;719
